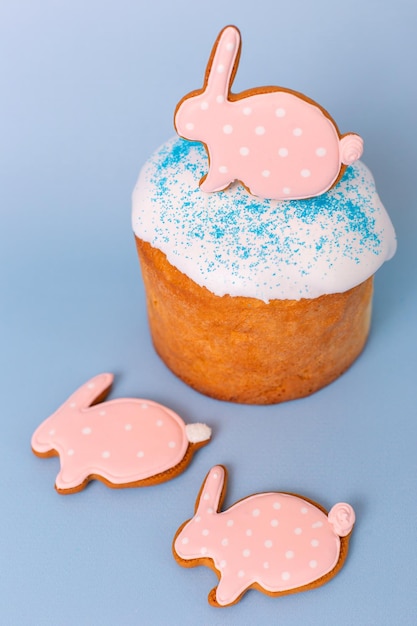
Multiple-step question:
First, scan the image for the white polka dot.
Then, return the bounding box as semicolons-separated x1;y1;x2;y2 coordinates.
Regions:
67;449;74;456
242;107;252;115
278;147;288;157
271;519;279;527
301;506;309;514
275;108;286;117
316;147;327;157
219;165;228;174
185;122;194;131
300;169;311;178
261;170;270;178
137;451;144;458
49;429;56;436
194;516;201;523
200;101;209;110
216;95;225;103
217;64;225;73
283;187;291;195
227;519;234;527
263;562;269;569
309;560;318;569
124;424;132;431
221;538;229;546
223;124;233;134
281;571;291;581
219;559;227;568
255;126;265;135
203;492;210;501
264;540;273;548
312;521;323;528
293;128;303;136
69;402;77;409
240;146;249;156
202;529;209;536
294;527;302;535
285;550;295;559
87;383;95;389
102;451;110;459
99;410;106;416
311;539;319;547
141;403;149;409
181;537;189;545
201;547;208;555
226;41;234;51
243;549;251;557
246;529;253;537
207;508;214;515
82;427;92;435
168;441;176;448
273;502;281;510
238;570;245;578
252;509;260;517
156;420;163;427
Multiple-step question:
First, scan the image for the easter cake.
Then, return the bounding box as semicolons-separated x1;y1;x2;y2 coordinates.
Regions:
132;25;396;404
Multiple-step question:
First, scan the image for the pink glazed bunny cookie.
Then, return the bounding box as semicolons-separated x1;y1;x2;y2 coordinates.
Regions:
175;25;363;200
173;465;355;607
31;374;211;494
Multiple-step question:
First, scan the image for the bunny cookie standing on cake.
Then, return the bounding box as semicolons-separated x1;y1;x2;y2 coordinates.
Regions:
175;25;363;200
31;373;211;494
173;466;355;607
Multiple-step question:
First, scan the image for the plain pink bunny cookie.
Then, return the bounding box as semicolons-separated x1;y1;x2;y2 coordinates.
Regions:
31;374;211;494
175;25;363;200
173;465;355;607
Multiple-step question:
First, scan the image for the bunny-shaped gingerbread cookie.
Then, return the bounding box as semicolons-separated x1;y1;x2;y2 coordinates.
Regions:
175;25;363;200
173;465;355;607
31;374;211;494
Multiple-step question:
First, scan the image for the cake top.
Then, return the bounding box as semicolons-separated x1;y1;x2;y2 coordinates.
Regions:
132;137;396;301
132;24;396;301
174;25;363;201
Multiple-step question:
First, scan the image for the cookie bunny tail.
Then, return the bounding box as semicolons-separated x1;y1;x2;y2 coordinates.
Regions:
185;423;212;444
328;502;356;537
205;25;241;100
339;134;363;166
195;465;227;517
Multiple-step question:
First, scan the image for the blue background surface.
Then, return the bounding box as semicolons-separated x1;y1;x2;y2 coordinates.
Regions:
1;1;416;624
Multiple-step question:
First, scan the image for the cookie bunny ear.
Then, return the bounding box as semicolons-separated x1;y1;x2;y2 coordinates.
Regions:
31;374;114;455
195;465;227;517
62;373;114;412
205;25;241;99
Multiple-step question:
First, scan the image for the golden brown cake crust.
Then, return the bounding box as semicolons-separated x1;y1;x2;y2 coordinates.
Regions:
135;237;373;404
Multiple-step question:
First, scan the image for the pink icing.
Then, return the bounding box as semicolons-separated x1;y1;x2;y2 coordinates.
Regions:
175;25;363;200
31;374;211;492
174;466;355;606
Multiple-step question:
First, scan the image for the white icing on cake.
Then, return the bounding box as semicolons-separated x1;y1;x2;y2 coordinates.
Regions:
132;137;396;301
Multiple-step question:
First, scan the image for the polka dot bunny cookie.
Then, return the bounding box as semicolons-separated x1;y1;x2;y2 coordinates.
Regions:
173;465;355;607
31;374;211;494
175;25;363;200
